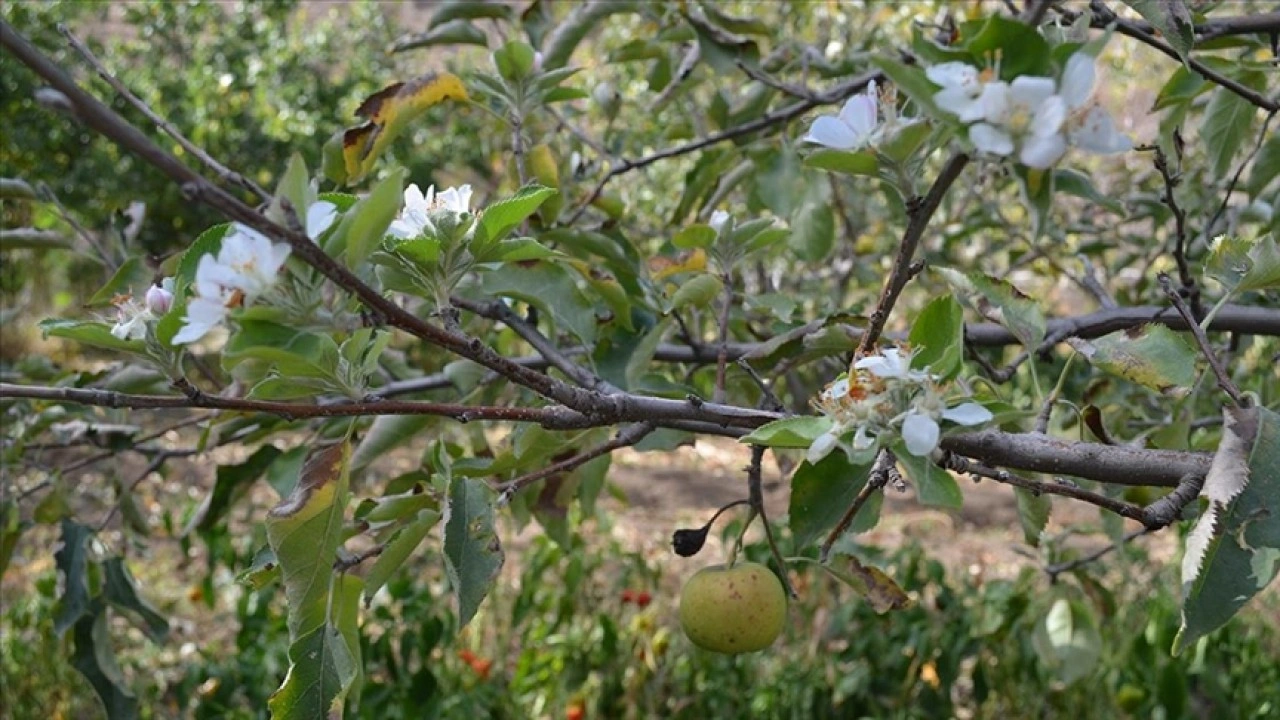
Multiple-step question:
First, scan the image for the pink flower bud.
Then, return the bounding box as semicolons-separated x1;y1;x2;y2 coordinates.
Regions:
145;283;174;314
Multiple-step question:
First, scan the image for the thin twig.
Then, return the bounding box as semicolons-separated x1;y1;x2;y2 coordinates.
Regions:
1154;142;1200;317
497;422;654;502
858;153;970;355
1156;273;1245;407
97;451;170;531
713;273;734;404
820;450;894;563
566;71;882;225
1044;527;1150;580
60;25;270;202
1085;1;1279;112
746;444;795;598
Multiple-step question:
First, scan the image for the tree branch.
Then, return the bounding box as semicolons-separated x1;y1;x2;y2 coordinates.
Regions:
858;153;970;354
1157;273;1245;407
1085;1;1279;112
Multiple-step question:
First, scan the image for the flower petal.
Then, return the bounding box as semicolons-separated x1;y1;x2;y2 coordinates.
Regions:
1008;76;1058;110
807;431;840;464
1019;132;1067;169
1069;106;1133;154
901;412;941;456
934;87;987;123
306;201;337;239
1060;53;1096;109
709;210;731;233
926;62;981;92
1032;96;1067;137
803;115;860;149
839;83;878;138
969;123;1014;156
940;402;993;426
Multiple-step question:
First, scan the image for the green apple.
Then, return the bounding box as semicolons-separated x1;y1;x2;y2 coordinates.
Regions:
678;561;786;653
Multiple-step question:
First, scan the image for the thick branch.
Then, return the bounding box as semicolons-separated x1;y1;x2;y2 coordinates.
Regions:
940;429;1208;488
1088;11;1280;44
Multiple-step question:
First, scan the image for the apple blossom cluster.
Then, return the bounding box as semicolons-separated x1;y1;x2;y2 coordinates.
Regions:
388;183;474;240
807;347;992;464
109;279;174;341
926;53;1132;168
802;54;1131;170
172;200;336;345
802;80;917;151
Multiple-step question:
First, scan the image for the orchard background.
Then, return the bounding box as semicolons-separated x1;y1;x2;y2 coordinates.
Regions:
1;1;1279;718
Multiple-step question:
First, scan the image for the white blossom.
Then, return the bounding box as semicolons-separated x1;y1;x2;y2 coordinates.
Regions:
853;347;931;382
967;77;1069;169
389;183;474;239
172;227;291;346
807;429;840;464
927;62;987;122
899;401;994;457
803;80;881;150
1059;54;1132;155
709;210;731;233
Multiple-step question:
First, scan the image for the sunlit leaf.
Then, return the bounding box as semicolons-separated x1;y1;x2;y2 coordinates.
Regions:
908;294;964;380
342;73;468;183
1122;0;1195;63
741;416;833;449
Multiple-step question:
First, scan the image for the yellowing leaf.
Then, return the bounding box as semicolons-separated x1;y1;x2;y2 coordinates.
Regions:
1068;324;1197;397
342;72;468;183
649;247;707;280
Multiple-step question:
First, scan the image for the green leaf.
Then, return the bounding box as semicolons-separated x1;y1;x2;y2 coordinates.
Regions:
442;477;504;628
427;0;513;27
908;294;964;380
266;441;350;640
1033;598;1101;684
624;316;672;390
0;500;21;580
1175;406;1280;654
1153;65;1208;111
669;273;723;310
959;15;1053;78
343;167;406;268
363;509;440;601
789;201;835;263
54;519;93;635
352;415;432;473
894;446;963;509
1121;0;1195;63
493;40;537;81
479;185;555;244
1201;77;1265;180
488;237;561;262
673;224;717;250
871;56;943;120
1054;168;1125;214
267;623;358;720
802;149;879;177
71;604;140;720
237;545;281;590
879;121;934;164
87;257;148;307
541;1;639;69
1246;134;1280;197
186;445;282;535
741;416;833;449
936;267;1046;347
174;223;232;295
102;557;168;642
273;153;312;222
399;19;488;52
1068;324;1198;397
789;452;874;550
1015;487;1051;546
1014;165;1055;238
478;261;596;345
39;319;145;354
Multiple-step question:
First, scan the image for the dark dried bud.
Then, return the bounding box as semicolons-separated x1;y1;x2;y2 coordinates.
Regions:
671;526;709;557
